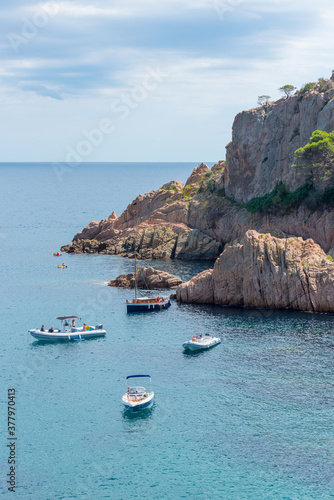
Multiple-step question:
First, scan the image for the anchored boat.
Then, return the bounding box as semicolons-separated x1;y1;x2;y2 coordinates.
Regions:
29;316;106;341
122;375;154;412
182;333;221;351
126;255;171;313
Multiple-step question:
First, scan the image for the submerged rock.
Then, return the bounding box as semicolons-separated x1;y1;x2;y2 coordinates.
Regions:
177;230;334;313
108;267;182;289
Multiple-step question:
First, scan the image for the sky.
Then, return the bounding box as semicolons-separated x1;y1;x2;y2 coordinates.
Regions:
1;0;334;162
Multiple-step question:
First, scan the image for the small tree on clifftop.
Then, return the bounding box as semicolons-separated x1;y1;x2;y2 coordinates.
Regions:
279;84;297;98
257;95;271;107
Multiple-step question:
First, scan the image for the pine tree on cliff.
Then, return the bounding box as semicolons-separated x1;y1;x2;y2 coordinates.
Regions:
293;130;334;182
278;84;297;98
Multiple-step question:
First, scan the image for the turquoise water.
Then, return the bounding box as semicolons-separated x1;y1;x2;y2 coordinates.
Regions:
1;163;334;499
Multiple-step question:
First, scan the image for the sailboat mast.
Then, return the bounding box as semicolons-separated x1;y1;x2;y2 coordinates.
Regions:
134;254;137;302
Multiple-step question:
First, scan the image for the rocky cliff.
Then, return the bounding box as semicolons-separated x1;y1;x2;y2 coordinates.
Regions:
176;230;334;313
225;77;334;202
61;163;223;260
62;73;334;263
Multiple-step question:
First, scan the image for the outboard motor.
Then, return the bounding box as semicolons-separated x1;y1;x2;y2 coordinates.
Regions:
95;324;103;330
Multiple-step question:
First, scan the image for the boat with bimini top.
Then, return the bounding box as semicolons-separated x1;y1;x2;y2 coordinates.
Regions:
29;316;106;341
122;375;154;412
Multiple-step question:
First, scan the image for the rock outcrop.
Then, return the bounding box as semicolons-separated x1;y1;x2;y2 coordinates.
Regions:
108;267;182;289
61;225;221;260
225;78;334;202
177;230;334;312
61;164;223;260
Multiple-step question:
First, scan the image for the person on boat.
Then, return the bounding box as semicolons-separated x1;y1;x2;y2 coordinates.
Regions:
40;325;45;332
81;323;86;331
72;319;76;327
62;263;66;267
48;326;54;333
192;335;198;342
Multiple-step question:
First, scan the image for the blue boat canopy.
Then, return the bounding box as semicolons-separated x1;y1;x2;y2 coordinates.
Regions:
126;374;151;380
56;316;81;320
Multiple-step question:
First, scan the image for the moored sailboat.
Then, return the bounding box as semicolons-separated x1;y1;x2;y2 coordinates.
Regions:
126;255;171;313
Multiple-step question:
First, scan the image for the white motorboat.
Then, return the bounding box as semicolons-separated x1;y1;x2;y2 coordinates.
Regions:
122;375;154;412
182;333;221;351
29;315;106;341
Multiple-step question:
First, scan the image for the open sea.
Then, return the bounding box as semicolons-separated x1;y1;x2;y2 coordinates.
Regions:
1;162;334;500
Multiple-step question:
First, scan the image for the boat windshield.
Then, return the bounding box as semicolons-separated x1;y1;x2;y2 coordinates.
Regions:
128;386;146;395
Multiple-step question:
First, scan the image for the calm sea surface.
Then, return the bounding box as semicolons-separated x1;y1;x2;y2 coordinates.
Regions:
0;163;334;499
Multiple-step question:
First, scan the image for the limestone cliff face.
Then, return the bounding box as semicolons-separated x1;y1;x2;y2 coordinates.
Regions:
177;230;334;312
225;79;334;202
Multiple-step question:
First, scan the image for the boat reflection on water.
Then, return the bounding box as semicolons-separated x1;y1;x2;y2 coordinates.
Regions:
182;349;208;358
122;404;155;421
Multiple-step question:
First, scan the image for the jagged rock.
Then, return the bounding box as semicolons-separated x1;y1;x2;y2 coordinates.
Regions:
60;239;106;254
107;226;181;259
63;226;221;261
184;163;210;187
108;211;117;221
162;180;184;191
211;161;225;173
108;267;182;289
174;228;222;259
177;230;334;312
257;228;288;239
225;76;334;202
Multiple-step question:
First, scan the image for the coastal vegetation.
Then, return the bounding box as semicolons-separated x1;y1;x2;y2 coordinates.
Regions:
299;82;315;96
242;182;313;214
278;84;297;98
293;130;334;181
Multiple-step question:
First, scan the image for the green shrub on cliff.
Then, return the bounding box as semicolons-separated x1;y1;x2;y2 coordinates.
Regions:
319;186;334;205
198;171;216;193
300;82;315;94
243;182;313;213
293;130;334;181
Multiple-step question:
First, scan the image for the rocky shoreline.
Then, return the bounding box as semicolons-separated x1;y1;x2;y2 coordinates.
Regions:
177;230;334;313
61;73;334;313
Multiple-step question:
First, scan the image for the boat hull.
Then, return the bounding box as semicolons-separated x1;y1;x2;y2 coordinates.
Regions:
122;393;154;412
127;299;171;313
29;329;106;341
182;338;221;351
